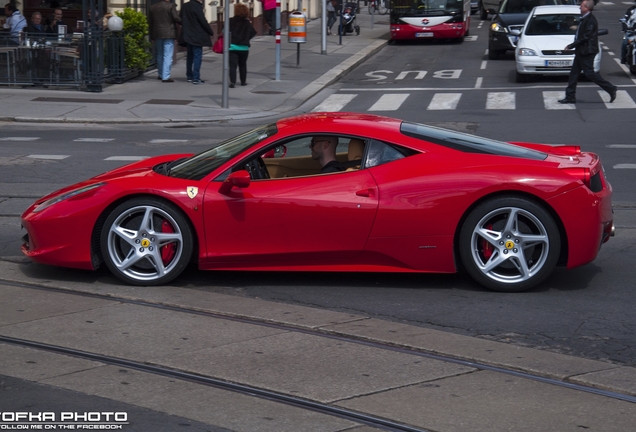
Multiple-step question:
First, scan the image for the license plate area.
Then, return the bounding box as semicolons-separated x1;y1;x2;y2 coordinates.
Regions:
415;32;434;38
545;60;572;67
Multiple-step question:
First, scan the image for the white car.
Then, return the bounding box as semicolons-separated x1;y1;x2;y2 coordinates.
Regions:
515;5;602;83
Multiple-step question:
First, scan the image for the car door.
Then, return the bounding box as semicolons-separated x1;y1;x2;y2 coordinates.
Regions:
201;159;379;267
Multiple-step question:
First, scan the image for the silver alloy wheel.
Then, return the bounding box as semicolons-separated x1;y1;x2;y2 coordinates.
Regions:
106;204;185;283
470;206;549;285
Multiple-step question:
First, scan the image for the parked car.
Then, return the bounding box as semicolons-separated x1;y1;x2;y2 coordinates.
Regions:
488;0;575;60
515;5;604;82
21;113;614;292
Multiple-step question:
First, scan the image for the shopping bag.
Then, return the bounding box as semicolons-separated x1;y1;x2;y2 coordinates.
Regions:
212;36;223;54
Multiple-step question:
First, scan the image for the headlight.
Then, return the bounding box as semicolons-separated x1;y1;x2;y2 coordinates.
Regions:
517;48;537;56
490;22;507;33
33;183;106;213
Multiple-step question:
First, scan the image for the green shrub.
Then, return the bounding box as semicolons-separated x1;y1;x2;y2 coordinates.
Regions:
115;8;152;70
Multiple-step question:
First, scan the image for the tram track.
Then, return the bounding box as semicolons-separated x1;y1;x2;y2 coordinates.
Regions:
2;277;635;409
0;334;428;432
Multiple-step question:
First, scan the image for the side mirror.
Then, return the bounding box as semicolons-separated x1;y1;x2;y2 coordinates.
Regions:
219;170;251;194
262;145;287;159
598;29;608;36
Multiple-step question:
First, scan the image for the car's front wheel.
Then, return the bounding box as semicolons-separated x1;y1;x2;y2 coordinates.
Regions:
515;71;528;83
488;48;504;60
100;198;194;286
459;197;560;292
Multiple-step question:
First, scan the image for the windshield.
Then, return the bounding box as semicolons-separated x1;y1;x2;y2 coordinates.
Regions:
168;123;278;180
400;122;547;160
391;0;464;18
499;0;562;14
525;14;579;35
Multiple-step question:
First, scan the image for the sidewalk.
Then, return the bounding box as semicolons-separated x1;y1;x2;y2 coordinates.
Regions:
0;13;389;123
1;256;636;431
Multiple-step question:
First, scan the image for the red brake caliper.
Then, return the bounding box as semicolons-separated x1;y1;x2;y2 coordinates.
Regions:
160;219;176;265
481;223;494;260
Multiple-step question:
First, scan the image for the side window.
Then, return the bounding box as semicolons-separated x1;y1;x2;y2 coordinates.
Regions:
365;139;407;168
259;135;358;179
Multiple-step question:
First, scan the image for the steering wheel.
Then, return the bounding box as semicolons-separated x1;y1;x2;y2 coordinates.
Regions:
245;158;269;180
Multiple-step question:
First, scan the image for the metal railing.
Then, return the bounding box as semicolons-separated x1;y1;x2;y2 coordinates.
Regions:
0;30;138;91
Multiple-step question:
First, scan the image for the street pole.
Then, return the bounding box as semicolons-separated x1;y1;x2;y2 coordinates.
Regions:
321;0;326;54
222;0;230;108
276;0;281;81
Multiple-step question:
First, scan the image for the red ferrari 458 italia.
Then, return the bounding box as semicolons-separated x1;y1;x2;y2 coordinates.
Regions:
21;113;614;292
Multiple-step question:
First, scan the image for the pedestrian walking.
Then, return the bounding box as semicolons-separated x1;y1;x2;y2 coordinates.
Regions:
327;0;337;35
559;0;617;104
228;3;256;88
259;0;276;35
180;0;214;85
148;0;181;82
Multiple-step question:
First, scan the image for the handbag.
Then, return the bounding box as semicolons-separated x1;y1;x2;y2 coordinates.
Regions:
177;25;187;48
212;36;223;54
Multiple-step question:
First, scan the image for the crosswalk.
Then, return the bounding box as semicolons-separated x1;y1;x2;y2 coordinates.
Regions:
312;90;636;112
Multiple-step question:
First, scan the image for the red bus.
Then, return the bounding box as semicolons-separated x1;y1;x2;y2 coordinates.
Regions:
390;0;471;41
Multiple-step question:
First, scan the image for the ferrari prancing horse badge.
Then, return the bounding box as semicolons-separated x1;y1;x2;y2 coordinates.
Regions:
187;187;198;199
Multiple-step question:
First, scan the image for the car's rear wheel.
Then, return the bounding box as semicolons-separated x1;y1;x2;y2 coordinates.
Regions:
100;198;193;286
459;197;560;292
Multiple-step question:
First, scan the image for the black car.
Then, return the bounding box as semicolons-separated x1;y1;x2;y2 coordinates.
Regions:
488;0;575;59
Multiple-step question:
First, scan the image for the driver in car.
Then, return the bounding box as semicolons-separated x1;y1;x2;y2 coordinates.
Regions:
309;136;343;173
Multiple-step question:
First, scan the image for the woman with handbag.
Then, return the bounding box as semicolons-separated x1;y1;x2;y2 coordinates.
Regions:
228;3;257;88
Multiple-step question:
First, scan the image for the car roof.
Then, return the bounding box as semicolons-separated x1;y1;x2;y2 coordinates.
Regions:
276;112;403;135
531;5;580;15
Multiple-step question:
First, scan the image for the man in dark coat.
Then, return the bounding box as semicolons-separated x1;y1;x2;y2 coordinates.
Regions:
48;8;68;36
148;0;181;82
25;11;49;34
180;0;214;84
559;0;617;104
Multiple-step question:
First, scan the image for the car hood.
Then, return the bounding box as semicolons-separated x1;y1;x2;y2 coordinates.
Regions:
34;154;193;204
517;34;574;53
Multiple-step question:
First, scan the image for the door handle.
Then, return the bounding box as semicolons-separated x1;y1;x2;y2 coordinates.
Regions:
356;188;375;198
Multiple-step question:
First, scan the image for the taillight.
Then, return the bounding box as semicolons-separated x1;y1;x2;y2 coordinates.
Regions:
561;167;592;189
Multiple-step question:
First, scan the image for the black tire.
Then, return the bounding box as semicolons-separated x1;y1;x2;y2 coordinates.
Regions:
488;48;503;60
100;198;194;286
480;2;488;20
459;196;560;292
515;71;527;83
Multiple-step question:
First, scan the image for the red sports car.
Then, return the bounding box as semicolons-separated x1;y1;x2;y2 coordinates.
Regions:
21;113;614;292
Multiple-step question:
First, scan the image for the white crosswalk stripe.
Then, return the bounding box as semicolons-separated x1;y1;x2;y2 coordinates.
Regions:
543;91;576;110
368;94;410;111
0;137;40;141
428;93;462;110
317;90;636;112
312;94;357;112
486;92;516;110
599;90;636;108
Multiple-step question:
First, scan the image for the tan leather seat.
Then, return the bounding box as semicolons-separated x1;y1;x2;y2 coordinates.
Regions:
346;139;364;171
